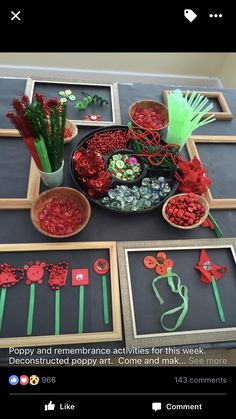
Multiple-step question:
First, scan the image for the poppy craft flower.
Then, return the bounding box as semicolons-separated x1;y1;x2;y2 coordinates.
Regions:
144;252;174;275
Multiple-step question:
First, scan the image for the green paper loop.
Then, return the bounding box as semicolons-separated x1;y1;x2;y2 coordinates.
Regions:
55;289;60;335
211;275;225;322
78;285;85;334
102;275;109;325
0;288;7;334
152;267;189;332
27;284;35;336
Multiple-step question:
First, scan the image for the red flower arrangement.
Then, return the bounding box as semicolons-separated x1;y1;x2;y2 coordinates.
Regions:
175;156;211;195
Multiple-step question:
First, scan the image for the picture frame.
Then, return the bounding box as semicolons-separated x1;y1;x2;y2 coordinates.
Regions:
186;135;236;209
117;238;236;348
162;90;233;120
0;134;40;209
0;241;122;347
25;77;121;127
0;129;20;137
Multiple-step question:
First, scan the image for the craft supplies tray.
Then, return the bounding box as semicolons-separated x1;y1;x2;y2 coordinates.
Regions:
70;126;179;214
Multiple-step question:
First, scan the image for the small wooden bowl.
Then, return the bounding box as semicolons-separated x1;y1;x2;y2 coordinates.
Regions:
31;187;91;238
162;193;209;229
129;100;169;131
64;120;78;143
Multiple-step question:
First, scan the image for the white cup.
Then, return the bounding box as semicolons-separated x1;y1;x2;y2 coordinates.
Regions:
39;160;64;188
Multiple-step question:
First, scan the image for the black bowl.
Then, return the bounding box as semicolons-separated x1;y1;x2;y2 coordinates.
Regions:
70;125;179;214
106;148;147;185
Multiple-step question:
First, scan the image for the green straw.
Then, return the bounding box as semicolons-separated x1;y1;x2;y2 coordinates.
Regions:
166;90;216;147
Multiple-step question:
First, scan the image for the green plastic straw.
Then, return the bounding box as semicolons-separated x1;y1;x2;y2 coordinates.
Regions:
166;90;216;147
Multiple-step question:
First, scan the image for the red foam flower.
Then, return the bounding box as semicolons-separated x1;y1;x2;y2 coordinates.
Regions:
175;156;211;195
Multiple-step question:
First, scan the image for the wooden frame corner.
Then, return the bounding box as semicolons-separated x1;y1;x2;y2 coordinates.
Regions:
186;135;236;209
162;90;233;120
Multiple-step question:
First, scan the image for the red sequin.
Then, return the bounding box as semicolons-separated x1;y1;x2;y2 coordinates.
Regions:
73;149;111;198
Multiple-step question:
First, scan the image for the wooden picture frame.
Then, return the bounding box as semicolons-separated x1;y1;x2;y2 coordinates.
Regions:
117;238;236;348
0;134;40;209
25;77;121;127
162;90;233;120
0;241;122;348
0;129;20;137
186;135;236;209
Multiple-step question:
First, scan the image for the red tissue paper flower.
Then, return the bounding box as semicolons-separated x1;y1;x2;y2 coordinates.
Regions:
175;156;211;195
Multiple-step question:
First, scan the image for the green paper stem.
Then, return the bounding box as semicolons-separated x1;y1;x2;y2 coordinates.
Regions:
0;288;7;333
55;289;60;335
211;275;225;322
102;275;109;325
208;212;223;238
78;285;85;333
27;284;35;336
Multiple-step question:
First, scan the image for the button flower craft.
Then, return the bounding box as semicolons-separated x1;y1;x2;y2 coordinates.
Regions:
144;252;189;332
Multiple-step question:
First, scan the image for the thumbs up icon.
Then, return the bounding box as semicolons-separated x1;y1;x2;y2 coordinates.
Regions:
45;401;55;411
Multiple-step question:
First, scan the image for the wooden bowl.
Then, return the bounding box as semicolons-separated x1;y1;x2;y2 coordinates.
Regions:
129;100;169;131
162;193;209;229
31;187;91;238
64;120;78;143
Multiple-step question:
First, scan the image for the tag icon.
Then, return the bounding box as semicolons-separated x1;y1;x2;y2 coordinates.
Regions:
184;9;197;22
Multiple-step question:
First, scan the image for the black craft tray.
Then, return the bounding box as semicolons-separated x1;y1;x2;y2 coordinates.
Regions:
70;126;179;214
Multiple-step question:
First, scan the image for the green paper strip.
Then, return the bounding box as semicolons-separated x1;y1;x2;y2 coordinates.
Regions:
211;275;225;322
27;284;35;336
152;268;189;332
55;289;60;336
78;285;85;333
102;275;109;325
0;288;7;333
208;212;223;238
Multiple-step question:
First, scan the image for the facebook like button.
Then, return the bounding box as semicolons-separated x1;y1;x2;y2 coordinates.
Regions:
9;375;19;385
